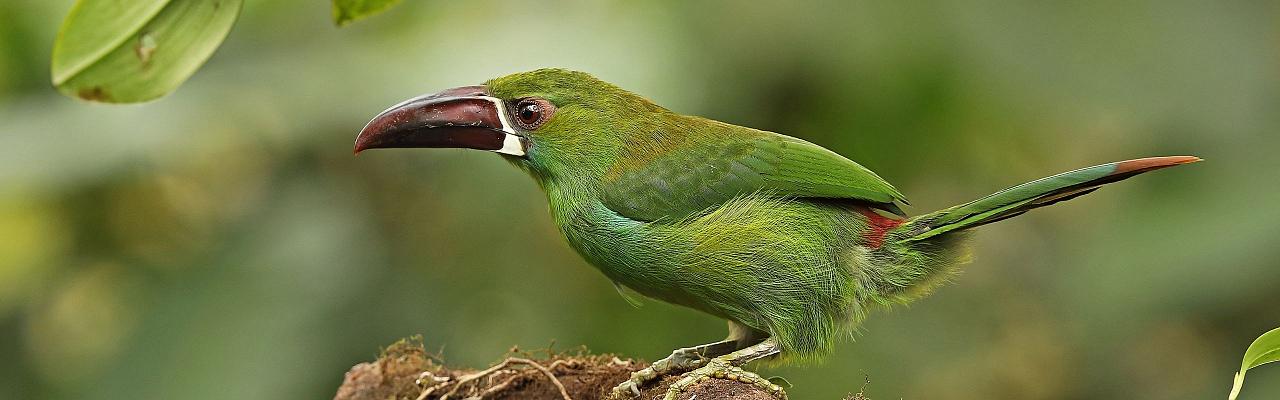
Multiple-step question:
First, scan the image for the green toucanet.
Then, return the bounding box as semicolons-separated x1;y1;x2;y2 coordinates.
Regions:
353;69;1198;399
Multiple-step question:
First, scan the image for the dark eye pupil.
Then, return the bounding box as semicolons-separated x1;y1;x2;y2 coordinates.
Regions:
520;103;540;122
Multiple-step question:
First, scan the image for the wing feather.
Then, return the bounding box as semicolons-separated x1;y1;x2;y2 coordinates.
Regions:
600;120;906;222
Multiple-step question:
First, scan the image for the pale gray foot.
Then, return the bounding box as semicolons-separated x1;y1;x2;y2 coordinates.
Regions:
606;339;739;399
662;337;786;400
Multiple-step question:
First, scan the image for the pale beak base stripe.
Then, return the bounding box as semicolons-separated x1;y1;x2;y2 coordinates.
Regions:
487;96;526;156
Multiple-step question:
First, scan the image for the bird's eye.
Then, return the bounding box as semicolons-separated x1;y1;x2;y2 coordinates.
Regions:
512;98;554;131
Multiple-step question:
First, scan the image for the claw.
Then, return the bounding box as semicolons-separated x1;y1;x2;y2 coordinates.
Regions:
608;346;718;399
606;380;642;400
611;337;779;399
661;362;788;400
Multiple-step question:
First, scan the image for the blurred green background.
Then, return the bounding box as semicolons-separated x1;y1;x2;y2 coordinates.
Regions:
2;1;1278;399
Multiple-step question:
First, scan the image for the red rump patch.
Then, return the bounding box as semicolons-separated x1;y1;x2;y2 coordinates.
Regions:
859;208;905;249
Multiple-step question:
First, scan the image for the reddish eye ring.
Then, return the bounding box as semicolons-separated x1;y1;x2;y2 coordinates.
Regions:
511;98;554;130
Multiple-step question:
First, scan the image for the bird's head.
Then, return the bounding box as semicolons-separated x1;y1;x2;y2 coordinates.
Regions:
354;69;662;187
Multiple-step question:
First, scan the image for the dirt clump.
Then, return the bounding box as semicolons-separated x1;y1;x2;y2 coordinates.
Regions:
333;337;785;400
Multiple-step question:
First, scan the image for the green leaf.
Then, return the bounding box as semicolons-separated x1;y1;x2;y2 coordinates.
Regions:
332;0;405;26
50;0;243;103
1230;327;1280;400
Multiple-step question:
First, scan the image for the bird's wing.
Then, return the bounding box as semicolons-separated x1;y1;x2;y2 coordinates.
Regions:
600;127;907;222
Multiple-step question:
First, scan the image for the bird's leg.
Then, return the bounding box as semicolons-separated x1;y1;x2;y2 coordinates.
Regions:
607;339;740;399
662;337;785;400
607;321;769;399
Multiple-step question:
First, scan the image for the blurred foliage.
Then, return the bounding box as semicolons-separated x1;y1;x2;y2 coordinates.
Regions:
1232;327;1280;400
1;0;1278;399
50;0;243;103
332;0;404;26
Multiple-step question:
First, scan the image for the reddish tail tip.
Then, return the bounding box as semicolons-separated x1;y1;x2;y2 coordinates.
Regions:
1113;156;1202;174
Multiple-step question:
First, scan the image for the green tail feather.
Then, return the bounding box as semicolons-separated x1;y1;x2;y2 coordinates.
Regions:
902;156;1200;242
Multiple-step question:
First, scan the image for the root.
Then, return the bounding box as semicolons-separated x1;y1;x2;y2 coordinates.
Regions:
432;357;573;400
336;338;791;400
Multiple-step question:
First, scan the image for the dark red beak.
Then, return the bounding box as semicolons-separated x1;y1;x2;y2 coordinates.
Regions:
353;85;526;156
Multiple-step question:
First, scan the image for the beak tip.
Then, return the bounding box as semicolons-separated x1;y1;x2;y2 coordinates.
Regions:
352;126;375;155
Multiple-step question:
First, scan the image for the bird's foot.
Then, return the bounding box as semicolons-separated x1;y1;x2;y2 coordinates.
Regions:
607;336;779;399
661;358;787;400
606;345;716;399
